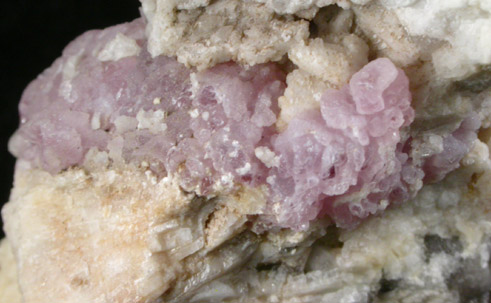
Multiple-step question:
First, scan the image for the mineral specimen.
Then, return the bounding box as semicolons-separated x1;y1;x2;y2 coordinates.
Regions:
9;18;472;229
267;58;420;228
2;0;491;302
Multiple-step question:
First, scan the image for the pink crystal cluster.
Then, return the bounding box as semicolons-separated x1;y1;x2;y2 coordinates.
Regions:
9;19;285;188
9;19;191;173
9;20;479;229
265;59;422;228
167;63;285;195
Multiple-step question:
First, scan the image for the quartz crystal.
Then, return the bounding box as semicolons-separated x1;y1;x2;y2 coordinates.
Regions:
2;0;491;302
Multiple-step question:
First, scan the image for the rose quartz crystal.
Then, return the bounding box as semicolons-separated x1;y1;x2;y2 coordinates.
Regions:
8;19;477;230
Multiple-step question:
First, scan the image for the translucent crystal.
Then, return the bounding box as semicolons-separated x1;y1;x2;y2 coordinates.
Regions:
266;58;419;228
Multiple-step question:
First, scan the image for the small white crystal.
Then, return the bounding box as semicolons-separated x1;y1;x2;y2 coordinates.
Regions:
98;33;141;62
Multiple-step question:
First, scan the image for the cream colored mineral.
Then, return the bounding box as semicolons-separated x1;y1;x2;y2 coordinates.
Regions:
141;0;309;70
0;239;21;303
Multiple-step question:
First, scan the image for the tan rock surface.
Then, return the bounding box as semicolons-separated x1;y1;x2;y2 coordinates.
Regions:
141;0;309;70
0;239;21;303
3;162;196;303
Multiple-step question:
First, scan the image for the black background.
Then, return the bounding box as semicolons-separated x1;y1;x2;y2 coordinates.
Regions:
0;0;140;237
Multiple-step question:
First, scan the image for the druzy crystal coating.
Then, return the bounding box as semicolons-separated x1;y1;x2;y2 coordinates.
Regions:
9;19;478;229
266;58;419;228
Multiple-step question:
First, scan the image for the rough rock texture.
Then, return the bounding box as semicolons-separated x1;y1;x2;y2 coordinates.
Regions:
140;0;309;69
277;6;371;128
254;0;350;16
180;156;491;303
9;15;477;230
0;240;21;303
3;162;193;303
2;0;491;302
10;18;461;230
3;140;490;303
391;0;491;79
2;161;262;303
352;3;424;67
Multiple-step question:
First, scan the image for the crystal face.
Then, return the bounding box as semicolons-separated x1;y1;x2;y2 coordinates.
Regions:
8;19;480;229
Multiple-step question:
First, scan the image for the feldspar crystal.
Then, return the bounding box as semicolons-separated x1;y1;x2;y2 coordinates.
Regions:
2;1;491;303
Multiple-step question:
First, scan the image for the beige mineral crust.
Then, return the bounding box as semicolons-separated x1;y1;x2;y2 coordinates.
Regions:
288;36;369;85
141;0;309;70
277;7;370;127
2;159;265;303
0;239;21;303
352;3;425;67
